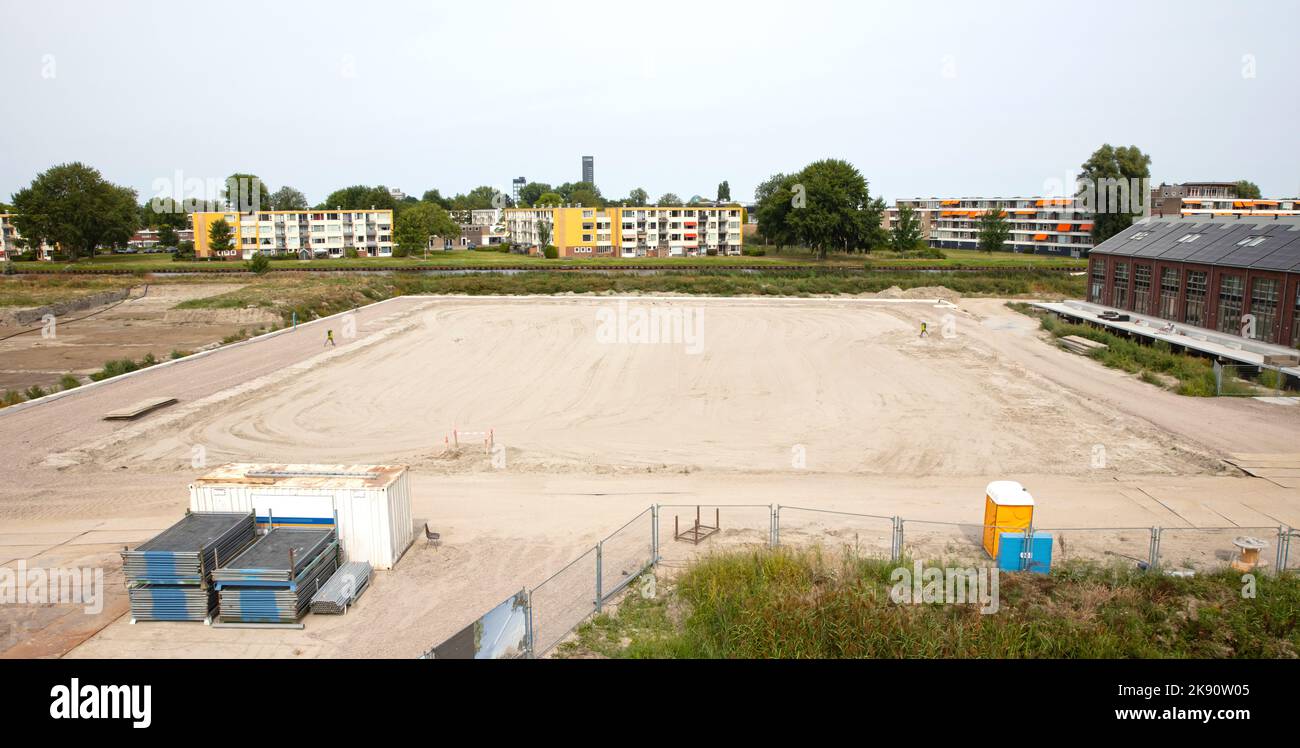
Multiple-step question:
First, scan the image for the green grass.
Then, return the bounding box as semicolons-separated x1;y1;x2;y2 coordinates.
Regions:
174;270;1085;327
560;547;1300;659
0;275;140;307
1012;304;1224;396
9;246;1087;274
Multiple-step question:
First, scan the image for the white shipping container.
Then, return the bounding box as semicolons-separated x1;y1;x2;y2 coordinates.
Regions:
189;463;414;570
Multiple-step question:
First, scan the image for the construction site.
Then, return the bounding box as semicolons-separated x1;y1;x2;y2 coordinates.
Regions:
1;290;1298;658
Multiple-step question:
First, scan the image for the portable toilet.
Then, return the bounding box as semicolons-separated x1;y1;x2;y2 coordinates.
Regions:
981;480;1034;558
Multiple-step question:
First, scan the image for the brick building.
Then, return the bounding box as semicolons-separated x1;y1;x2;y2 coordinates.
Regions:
1086;216;1300;349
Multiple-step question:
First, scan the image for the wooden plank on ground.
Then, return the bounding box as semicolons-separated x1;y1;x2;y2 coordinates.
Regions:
103;397;178;420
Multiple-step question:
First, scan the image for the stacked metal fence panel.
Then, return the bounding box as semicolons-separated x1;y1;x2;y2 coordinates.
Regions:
121;512;256;622
213;528;339;625
310;562;372;615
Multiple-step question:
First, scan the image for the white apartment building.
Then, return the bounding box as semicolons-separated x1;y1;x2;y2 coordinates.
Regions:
896;197;1095;257
191;209;394;260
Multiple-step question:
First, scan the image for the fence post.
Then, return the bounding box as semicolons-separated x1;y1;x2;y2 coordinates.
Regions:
1277;526;1289;574
594;542;603;613
652;505;660;564
773;505;781;548
892;517;902;562
1147;527;1161;570
524;588;535;659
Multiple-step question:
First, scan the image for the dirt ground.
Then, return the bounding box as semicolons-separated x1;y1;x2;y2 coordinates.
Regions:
1;294;1297;659
0;282;277;392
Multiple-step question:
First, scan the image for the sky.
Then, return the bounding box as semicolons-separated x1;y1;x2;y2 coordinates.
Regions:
1;0;1297;206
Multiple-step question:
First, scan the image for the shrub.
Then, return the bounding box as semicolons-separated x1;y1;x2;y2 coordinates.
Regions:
1;390;24;407
344;247;359;259
24;385;47;400
543;245;559;259
59;374;81;390
247;253;271;274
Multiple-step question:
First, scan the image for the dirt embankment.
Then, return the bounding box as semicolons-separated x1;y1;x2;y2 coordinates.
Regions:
0;289;132;328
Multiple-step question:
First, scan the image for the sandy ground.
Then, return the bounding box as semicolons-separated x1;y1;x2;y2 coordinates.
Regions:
0;282;275;392
1;293;1298;658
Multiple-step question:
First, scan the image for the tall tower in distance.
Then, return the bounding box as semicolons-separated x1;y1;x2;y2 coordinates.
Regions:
582;155;594;186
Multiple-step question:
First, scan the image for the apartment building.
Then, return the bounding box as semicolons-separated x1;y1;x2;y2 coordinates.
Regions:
895;197;1095;257
503;205;744;258
0;214;57;260
1150;182;1300;218
191;209;394;260
0;214;21;259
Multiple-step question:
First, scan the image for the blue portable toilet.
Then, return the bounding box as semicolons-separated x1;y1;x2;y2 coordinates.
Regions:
997;531;1053;574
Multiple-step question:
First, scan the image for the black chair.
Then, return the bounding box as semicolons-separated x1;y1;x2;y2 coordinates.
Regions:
424;523;441;548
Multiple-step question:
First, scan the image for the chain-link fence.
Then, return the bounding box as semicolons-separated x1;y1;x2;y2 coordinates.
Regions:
654;504;774;565
431;501;1298;658
1156;526;1285;572
599;507;655;602
528;546;599;657
1215;361;1295;397
775;506;894;559
1034;526;1155;568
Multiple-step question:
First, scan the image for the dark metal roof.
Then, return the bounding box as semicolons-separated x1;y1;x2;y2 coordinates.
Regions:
1090;216;1300;272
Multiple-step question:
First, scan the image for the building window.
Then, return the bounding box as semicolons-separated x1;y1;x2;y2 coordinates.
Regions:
1112;262;1129;310
1249;278;1279;342
1176;233;1202;244
1184;271;1207;327
1090;259;1106;303
1217;275;1245;334
1292;285;1300;349
1133;265;1152;315
1159;268;1180;320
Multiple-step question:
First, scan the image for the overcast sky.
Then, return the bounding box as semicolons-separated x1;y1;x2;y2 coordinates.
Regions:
1;0;1297;206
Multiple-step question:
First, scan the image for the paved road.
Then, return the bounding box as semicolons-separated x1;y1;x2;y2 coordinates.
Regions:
0;296;429;471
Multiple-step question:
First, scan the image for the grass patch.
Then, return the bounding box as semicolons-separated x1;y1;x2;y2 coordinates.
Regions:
1013;304;1223;396
562;547;1300;659
174;269;1085;327
8;245;1088;274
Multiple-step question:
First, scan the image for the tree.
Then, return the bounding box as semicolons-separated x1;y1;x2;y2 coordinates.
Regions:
1077;144;1152;244
783;159;879;259
717;181;731;201
223;173;272;211
656;193;682;206
536;220;552;248
459;185;508;210
319;185;397;212
753;173;796;249
421;189;451;209
517;182;552;207
556;181;600;203
1234;180;1262;199
534;191;564;207
9;162;140;260
890;204;924;252
394;202;458;257
977;208;1011;253
269;186;308;211
569;188;602;208
158;224;178;247
628;188;649;205
208;218;233;256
